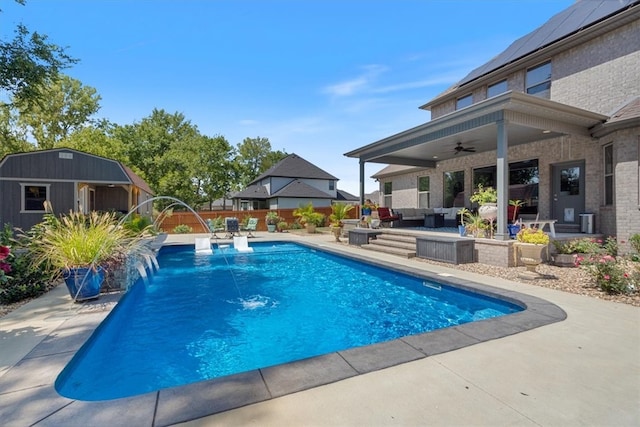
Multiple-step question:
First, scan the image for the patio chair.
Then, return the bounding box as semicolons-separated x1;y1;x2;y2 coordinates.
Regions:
207;218;225;238
224;217;241;239
241;217;259;238
377;207;400;227
194;237;213;255
233;236;254;253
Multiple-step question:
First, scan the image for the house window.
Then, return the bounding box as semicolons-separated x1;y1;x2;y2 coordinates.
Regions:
473;160;539;210
21;183;50;212
444;171;464;208
383;181;392;207
604;144;613;206
526;61;551;98
329;180;335;191
456;94;472;110
418;176;430;208
488;79;507;98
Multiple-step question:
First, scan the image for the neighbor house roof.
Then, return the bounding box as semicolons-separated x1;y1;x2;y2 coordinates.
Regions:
249;153;338;185
336;189;358;202
233;185;270;200
270;180;334;199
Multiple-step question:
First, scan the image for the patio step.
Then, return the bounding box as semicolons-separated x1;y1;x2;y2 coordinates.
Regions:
361;232;417;258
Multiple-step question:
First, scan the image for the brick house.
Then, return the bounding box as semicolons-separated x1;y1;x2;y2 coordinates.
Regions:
345;0;640;249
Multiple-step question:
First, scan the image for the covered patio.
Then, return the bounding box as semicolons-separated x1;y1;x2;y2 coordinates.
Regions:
345;91;607;240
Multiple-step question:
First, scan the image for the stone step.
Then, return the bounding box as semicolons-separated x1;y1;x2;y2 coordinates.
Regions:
361;243;416;258
375;234;417;244
369;238;416;251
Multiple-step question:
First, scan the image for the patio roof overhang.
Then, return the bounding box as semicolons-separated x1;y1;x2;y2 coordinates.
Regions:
344;91;608;240
344;91;607;167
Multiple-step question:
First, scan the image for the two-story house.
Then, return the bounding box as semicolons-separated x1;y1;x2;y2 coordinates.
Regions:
232;153;356;210
346;0;639;246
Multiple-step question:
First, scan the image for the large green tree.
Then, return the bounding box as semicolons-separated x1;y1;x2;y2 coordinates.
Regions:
1;1;77;106
0;103;32;158
235;137;287;188
58;121;128;163
15;75;100;149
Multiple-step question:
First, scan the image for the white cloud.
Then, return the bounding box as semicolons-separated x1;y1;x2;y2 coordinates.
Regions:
322;64;388;97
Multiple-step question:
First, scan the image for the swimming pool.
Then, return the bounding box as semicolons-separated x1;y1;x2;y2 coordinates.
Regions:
56;241;523;401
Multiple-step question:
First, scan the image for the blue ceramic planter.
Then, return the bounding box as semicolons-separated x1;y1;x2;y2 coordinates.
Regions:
63;266;104;301
508;224;521;239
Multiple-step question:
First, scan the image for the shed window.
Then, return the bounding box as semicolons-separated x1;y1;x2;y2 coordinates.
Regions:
21;184;50;212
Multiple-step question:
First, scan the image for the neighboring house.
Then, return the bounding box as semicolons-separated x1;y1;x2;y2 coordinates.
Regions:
232;153;356;210
0;148;154;230
346;0;640;245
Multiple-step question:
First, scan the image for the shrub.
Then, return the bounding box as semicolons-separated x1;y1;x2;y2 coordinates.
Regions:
173;224;192;234
629;233;640;254
0;223;55;304
577;254;638;294
553;237;600;254
122;214;154;234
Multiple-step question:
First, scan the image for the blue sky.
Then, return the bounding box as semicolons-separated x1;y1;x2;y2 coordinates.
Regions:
2;0;574;196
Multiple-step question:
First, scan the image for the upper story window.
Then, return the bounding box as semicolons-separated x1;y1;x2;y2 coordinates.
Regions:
21;183;50;212
456;94;473;110
329;180;335;191
488;79;507;98
526;61;551;98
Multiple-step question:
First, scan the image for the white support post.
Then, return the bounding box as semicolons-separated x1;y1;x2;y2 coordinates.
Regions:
495;119;510;241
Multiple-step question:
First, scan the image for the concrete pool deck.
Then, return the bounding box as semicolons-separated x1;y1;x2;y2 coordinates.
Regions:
0;232;638;426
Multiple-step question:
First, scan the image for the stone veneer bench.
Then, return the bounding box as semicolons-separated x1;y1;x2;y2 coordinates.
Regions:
416;235;475;264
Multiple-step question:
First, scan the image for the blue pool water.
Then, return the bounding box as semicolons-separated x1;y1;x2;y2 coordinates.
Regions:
56;242;522;401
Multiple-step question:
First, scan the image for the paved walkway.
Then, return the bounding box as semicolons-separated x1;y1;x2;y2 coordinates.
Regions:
0;231;638;426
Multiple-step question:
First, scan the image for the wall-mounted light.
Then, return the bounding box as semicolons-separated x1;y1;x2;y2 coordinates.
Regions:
542;130;551;134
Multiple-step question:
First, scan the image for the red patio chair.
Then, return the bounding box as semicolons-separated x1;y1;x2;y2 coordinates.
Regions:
377;207;400;227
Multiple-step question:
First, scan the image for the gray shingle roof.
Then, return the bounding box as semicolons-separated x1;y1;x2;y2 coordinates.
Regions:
459;0;638;86
271;180;334;199
249;153;338;185
336;189;358;202
233;185;270;199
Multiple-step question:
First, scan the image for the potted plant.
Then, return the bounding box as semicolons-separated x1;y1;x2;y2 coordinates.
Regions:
465;212;488;238
27;211;141;301
293;202;325;234
470;184;498;219
329;203;355;242
552;237;600;267
265;211;280;232
515;227;550;277
507;199;524;238
457;207;470;236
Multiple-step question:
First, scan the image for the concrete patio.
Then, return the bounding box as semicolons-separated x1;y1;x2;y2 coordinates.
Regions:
0;232;638;426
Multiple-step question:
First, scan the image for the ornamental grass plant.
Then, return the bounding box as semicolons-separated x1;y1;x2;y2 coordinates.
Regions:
26;211;141;281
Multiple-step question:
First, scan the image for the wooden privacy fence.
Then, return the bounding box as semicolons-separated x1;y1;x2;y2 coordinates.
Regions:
157;207;357;233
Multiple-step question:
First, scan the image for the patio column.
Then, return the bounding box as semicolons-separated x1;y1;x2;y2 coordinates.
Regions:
495;119;509;241
359;159;366;205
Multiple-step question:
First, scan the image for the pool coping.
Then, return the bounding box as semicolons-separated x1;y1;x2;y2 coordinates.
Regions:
0;238;567;426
